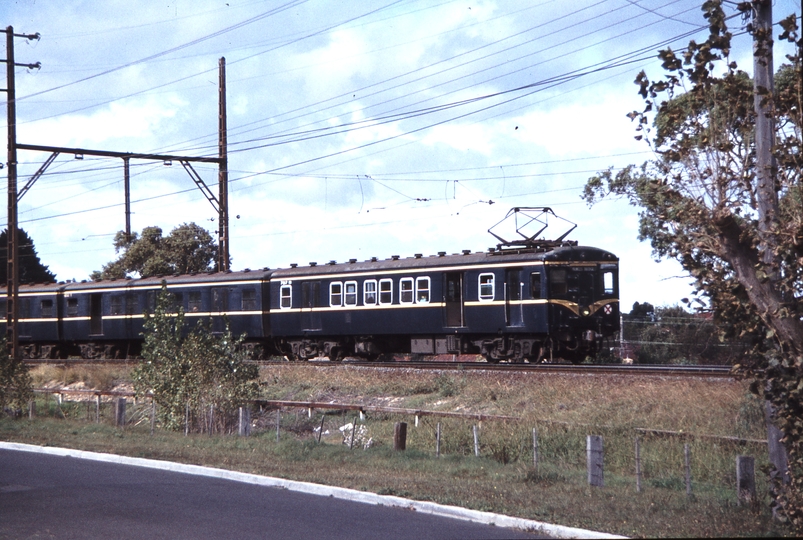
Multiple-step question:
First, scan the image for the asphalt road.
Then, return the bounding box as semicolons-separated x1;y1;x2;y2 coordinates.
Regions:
0;449;545;539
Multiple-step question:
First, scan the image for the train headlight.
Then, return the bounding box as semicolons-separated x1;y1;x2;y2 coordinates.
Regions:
580;306;591;317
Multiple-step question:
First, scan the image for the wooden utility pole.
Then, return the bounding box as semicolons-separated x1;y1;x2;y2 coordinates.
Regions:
751;0;790;488
3;27;39;363
218;57;229;272
753;0;778;255
123;157;131;243
5;27;19;362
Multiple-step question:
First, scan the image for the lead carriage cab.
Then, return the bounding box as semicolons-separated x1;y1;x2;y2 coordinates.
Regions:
271;208;620;364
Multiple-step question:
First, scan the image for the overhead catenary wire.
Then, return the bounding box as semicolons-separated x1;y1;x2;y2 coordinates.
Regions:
8;15;723;229
4;0;772;264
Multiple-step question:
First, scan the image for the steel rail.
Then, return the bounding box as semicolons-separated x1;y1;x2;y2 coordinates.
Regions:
24;357;735;377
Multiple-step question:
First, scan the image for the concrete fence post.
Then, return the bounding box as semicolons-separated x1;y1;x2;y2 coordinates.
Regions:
587;435;604;487
532;428;539;473
238;406;251;437
394;421;407;451
150;399;156;436
737;455;756;504
114;397;126;428
684;443;692;498
635;436;642;493
435;422;441;458
473;425;480;457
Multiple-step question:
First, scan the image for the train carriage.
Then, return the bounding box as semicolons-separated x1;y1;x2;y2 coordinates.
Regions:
0;208;620;364
1;270;273;360
268;242;619;363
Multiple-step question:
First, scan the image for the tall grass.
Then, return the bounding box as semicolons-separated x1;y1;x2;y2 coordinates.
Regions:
1;363;785;537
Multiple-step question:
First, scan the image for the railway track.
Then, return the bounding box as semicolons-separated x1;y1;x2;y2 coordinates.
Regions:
25;357;734;378
313;361;736;378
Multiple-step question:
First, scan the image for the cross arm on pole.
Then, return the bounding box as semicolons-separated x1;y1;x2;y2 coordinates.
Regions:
15;143;222;164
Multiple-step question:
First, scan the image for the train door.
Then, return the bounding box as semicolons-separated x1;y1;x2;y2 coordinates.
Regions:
444;272;464;327
506;269;524;327
89;293;103;335
211;287;229;333
301;281;322;331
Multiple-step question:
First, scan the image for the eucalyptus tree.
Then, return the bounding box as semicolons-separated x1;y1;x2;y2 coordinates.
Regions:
583;1;801;526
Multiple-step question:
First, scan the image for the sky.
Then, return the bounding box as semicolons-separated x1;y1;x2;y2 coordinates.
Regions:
2;0;800;310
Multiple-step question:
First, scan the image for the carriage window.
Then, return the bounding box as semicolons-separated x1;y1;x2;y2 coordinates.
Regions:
280;285;292;309
416;277;430;303
478;273;495;301
41;299;54;318
145;291;156;312
125;293;136;314
330;282;343;307
242;288;256;311
400;278;414;304
603;270;616;296
172;292;183;311
379;279;393;305
364;280;377;305
67;297;79;316
20;298;31;319
344;281;357;306
188;291;202;312
212;288;228;311
550;268;567;296
111;295;123;315
530;271;542;299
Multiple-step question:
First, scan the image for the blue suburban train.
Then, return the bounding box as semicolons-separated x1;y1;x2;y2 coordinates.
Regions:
0;239;619;364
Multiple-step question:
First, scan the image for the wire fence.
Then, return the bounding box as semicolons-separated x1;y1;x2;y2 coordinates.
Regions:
23;386;771;506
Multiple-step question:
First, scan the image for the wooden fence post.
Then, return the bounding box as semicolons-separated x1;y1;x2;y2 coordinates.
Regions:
587;435;604;487
317;414;325;443
238;406;251;437
95;394;100;423
737;455;756;504
436;422;441;457
350;417;358;450
473;425;480;457
635;436;642;493
394;421;407;451
185;401;190;436
28;399;35;420
115;397;126;428
276;409;281;443
532;428;539;473
684;443;692;498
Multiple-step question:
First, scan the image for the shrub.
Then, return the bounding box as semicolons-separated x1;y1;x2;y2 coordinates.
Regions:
132;284;259;431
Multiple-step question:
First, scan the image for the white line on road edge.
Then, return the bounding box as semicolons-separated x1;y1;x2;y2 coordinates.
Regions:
1;441;626;539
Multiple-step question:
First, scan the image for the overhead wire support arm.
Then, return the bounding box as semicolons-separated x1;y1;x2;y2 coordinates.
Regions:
18;151;59;201
180;160;220;212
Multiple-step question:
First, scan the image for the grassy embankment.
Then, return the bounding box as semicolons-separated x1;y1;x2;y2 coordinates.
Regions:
0;363;787;538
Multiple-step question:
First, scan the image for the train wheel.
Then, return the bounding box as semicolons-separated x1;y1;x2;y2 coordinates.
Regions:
481;353;501;364
328;347;345;362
